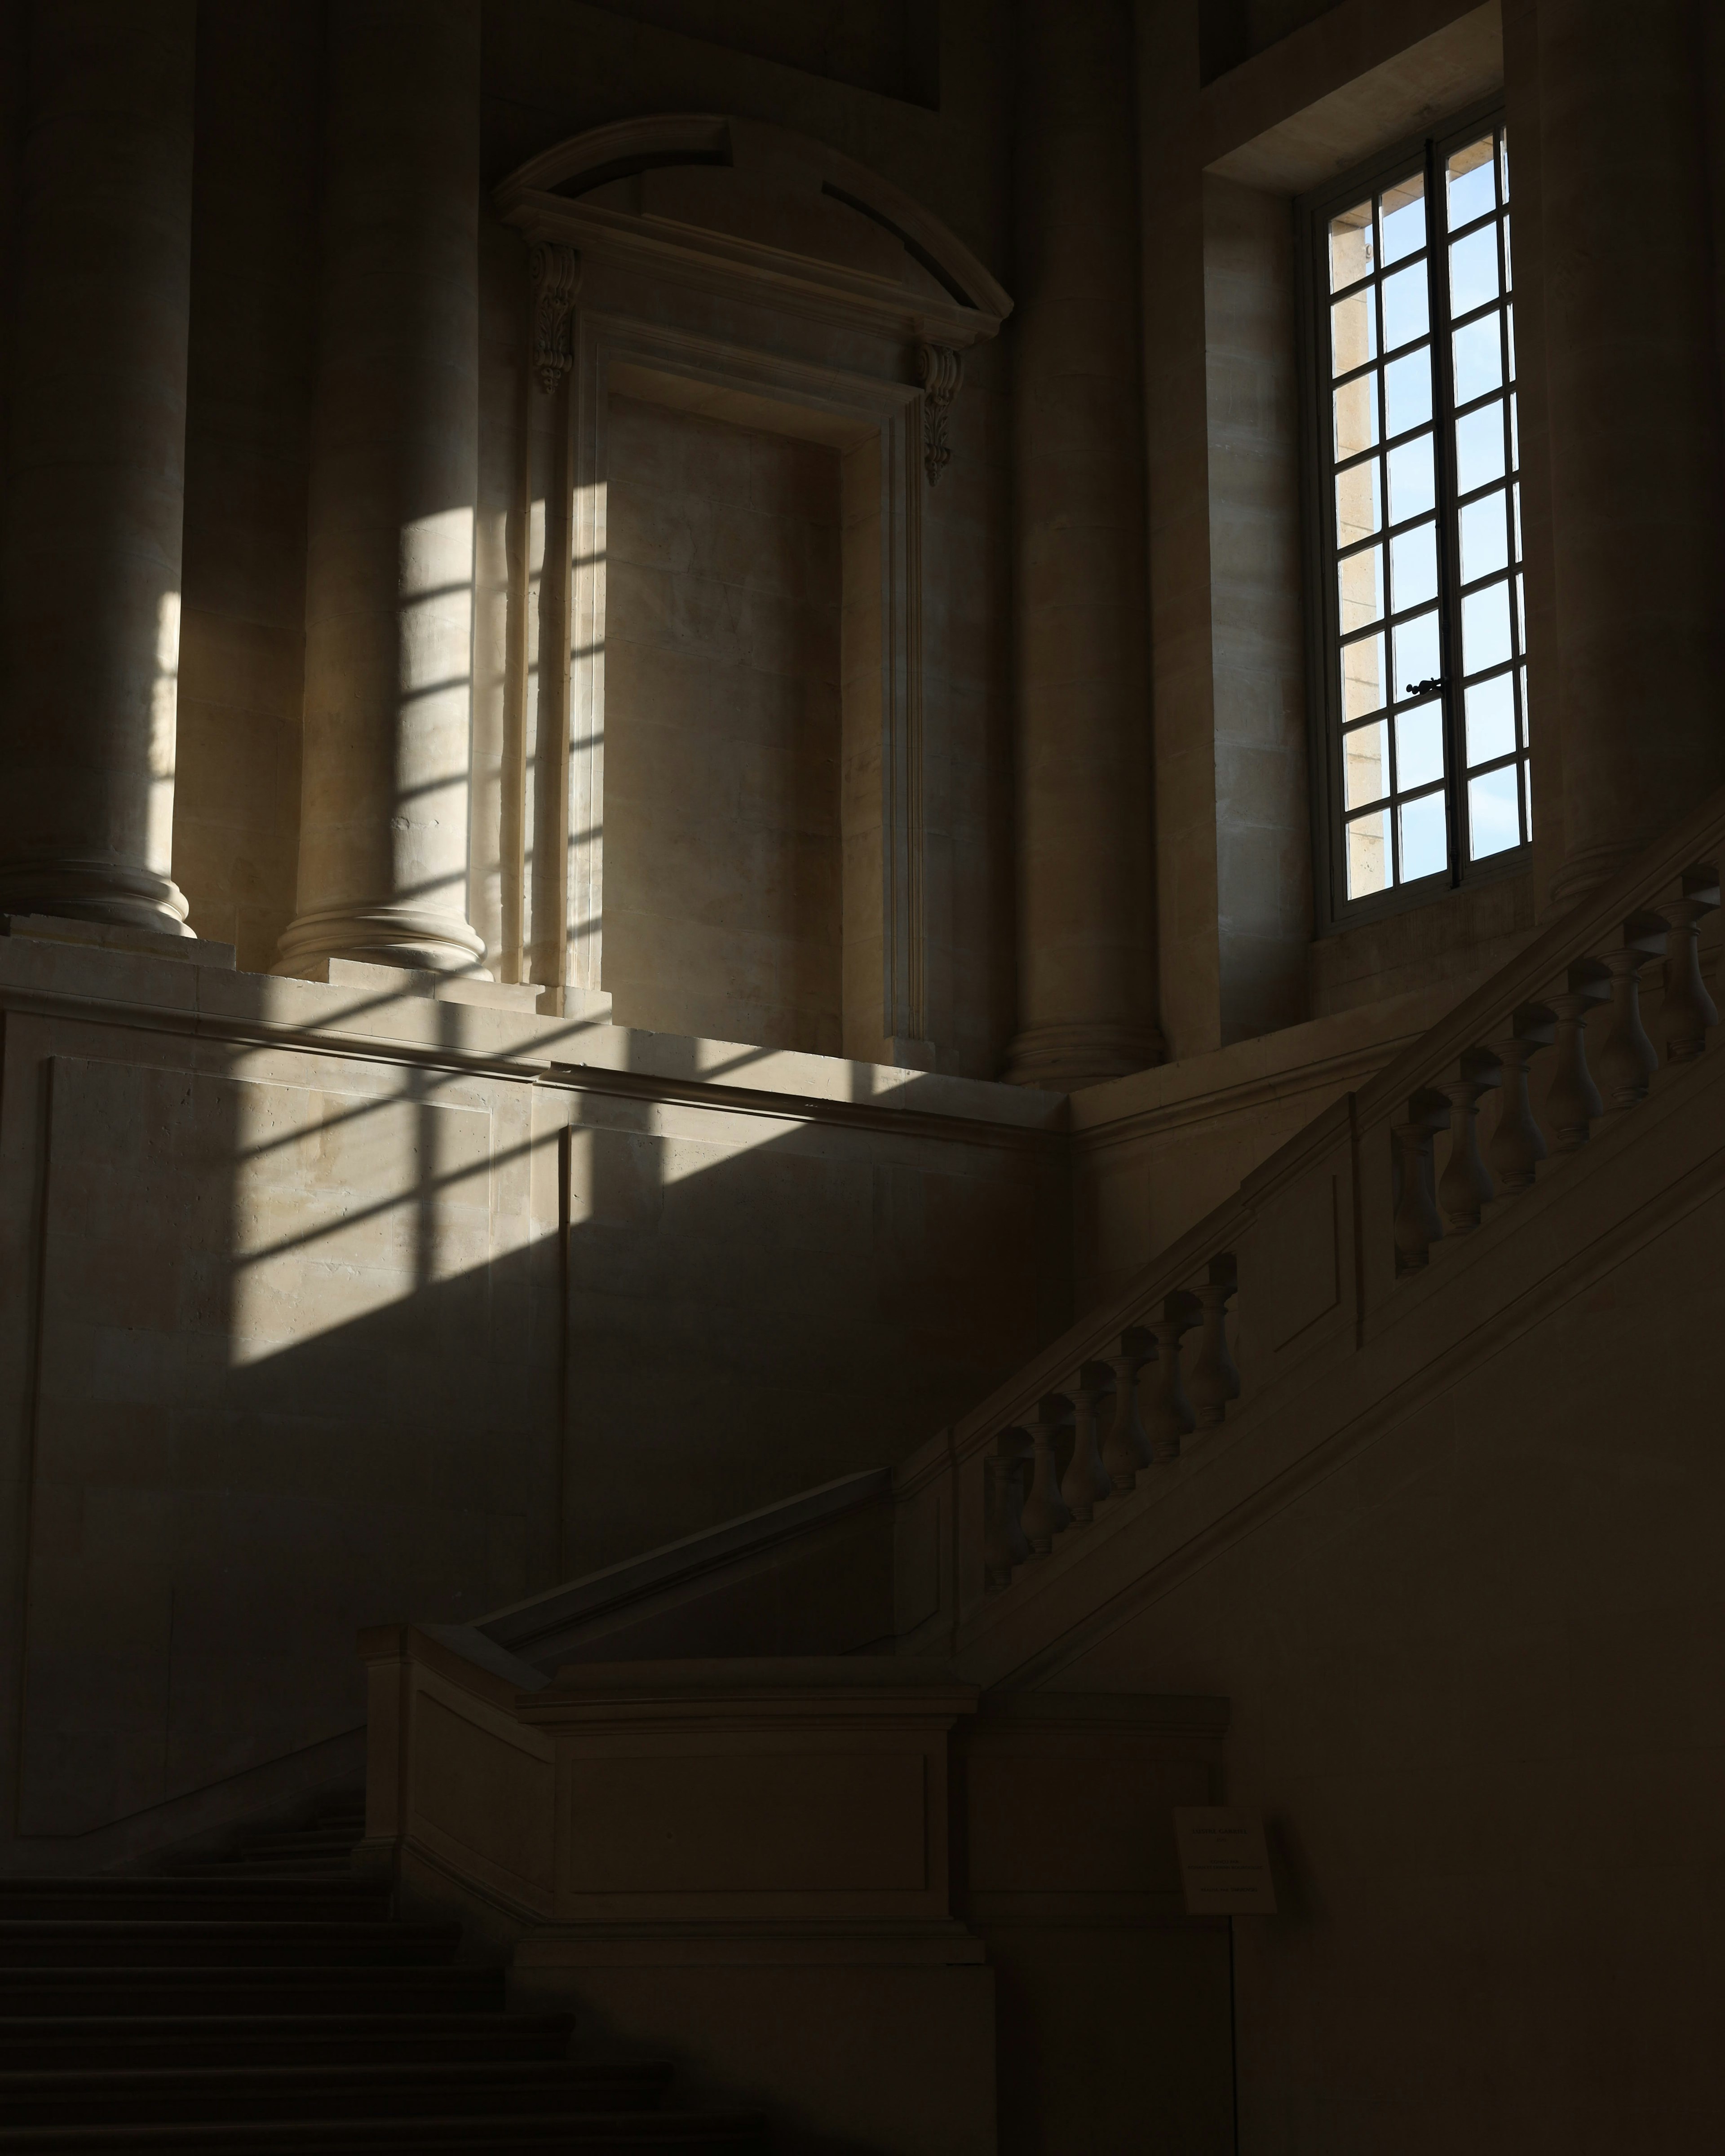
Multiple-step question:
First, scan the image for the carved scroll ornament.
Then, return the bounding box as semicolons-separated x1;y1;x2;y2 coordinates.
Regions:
917;341;962;486
530;242;581;393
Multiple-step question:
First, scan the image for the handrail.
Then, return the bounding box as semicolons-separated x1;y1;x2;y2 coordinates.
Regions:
932;781;1725;1609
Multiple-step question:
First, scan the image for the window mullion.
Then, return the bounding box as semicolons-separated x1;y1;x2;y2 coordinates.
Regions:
1423;134;1466;892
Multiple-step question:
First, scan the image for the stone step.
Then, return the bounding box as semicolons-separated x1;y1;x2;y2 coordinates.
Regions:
163;1861;359;1881
0;2060;674;2128
0;1967;504;2016
0;2117;767;2153
0;2013;574;2070
0;1882;386;1923
0;1921;460;1968
220;1830;362;1857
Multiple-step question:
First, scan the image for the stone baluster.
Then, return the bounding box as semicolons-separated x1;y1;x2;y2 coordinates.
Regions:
1657;867;1719;1065
1146;1294;1200;1465
1487;1004;1556;1193
1392;1091;1449;1275
1544;960;1610;1151
1101;1326;1154;1494
983;1430;1032;1590
1597;915;1667;1111
1436;1050;1502;1235
1059;1364;1114;1526
1021;1396;1073;1556
1187;1258;1240;1431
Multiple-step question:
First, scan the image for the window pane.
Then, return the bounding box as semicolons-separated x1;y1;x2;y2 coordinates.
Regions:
1446;136;1497;228
1519;663;1530;741
1455;401;1506;492
1399;790;1448;880
1330;200;1375;290
1334;374;1379;459
1522;757;1532;838
1465;673;1517;765
1509;393;1519;470
1336;459;1382;546
1338;544;1384;632
1384;349;1433;437
1397;700;1445;790
1505;303;1516;382
1449;224;1499;314
1468;765;1521;860
1463;580;1513;675
1393;610;1442;698
1331;288;1377;375
1515;573;1526;650
1343;720;1389;808
1502;218;1513;292
1499;130;1511;203
1346;808;1389;897
1387;433;1435;522
1390;521;1438;613
1512;482;1522;561
1380;173;1426;265
1459;490;1509;583
1381;264;1429;351
1452;314;1503;403
1341;632;1386;719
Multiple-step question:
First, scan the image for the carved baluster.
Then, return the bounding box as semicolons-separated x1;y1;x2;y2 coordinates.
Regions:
1101;1326;1154;1494
1188;1258;1241;1431
1544;960;1610;1151
1146;1294;1200;1465
1488;1003;1555;1193
1392;1090;1448;1275
1659;866;1719;1064
1597;914;1667;1111
983;1429;1031;1590
1437;1049;1501;1234
1059;1364;1113;1526
1021;1396;1072;1555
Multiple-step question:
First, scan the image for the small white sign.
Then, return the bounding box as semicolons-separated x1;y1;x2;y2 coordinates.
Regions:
1173;1807;1278;1915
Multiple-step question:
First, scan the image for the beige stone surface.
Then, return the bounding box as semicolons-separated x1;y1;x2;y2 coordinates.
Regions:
0;0;198;936
0;931;1063;1866
172;0;319;974
1070;982;1463;1305
603;396;843;1055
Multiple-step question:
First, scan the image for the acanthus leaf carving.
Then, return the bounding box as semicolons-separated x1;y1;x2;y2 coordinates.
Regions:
530;242;581;394
917;341;962;486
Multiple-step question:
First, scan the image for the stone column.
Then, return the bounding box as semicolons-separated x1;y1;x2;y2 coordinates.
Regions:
1004;0;1160;1091
276;0;487;976
0;1;198;936
1541;0;1725;904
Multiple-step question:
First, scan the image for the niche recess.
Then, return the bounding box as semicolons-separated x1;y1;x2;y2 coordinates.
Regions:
492;115;1009;1067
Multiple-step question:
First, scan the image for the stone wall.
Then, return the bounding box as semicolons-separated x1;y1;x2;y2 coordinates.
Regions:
0;928;1065;1871
603;397;844;1054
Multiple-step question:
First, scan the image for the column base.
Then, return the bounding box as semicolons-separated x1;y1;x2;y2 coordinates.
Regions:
274;901;490;980
0;859;193;938
1003;1019;1164;1093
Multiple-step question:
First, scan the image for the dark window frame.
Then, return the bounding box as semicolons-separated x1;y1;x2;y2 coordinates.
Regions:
1297;97;1528;936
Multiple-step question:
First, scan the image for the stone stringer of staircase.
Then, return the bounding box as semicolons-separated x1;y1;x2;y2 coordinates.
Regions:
0;1794;766;2152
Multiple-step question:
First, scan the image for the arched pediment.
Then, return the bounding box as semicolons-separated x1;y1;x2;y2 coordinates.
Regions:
493;114;1011;347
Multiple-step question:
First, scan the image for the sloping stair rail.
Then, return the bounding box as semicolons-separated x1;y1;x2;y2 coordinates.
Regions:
935;783;1725;1617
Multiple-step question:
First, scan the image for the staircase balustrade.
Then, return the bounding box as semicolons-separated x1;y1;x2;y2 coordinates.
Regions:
950;808;1724;1613
1390;865;1716;1272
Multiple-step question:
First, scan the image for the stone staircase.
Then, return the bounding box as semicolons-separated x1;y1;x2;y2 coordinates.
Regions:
0;1796;765;2151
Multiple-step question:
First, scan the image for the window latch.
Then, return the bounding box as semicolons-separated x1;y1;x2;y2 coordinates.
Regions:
1405;677;1443;698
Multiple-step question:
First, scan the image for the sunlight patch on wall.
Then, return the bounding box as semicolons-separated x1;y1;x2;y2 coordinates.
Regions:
147;590;180;875
228;1074;493;1366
